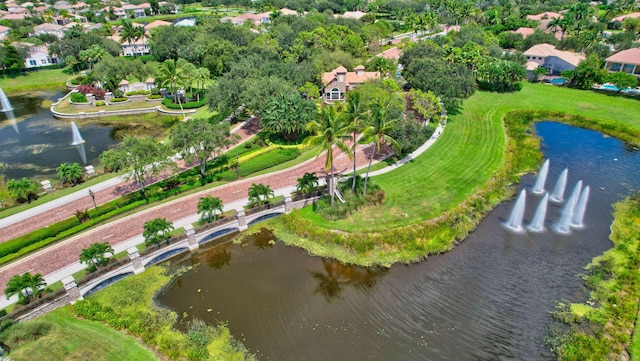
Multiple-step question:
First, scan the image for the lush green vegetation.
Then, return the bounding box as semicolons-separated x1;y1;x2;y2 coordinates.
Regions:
0;307;157;361
274;83;640;266
552;193;640;361
0;68;69;94
73;266;255;360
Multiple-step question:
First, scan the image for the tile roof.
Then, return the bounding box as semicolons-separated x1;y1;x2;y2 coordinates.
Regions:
144;20;172;29
523;43;584;67
611;12;640;22
34;23;65;32
335;11;366;19
512;27;535;38
605;48;640;66
322;65;380;85
526;12;563;21
376;47;401;60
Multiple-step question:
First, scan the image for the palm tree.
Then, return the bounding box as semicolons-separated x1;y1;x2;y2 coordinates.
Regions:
4;272;46;304
120;20;145;58
547;17;563;34
343;92;367;191
157;59;186;103
248;183;274;206
198;195;223;223
361;101;401;196
193;67;210;101
143;217;174;245
57;162;83;186
178;60;197;97
305;106;353;205
79;242;114;271
296;172;319;194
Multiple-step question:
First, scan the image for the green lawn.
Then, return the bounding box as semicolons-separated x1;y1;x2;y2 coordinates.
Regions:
308;83;640;232
1;307;157;361
0;68;71;94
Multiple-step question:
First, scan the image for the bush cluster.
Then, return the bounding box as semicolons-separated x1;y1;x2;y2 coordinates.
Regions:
94;101;105;106
125;90;150;96
76;85;106;100
146;94;162;99
70;92;87;103
162;97;206;109
110;97;128;103
70;76;88;85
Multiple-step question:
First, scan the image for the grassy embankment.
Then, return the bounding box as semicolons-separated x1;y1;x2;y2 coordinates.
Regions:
0;307;157;360
0;68;70;94
1;266;255;360
272;82;640;266
552;193;640;361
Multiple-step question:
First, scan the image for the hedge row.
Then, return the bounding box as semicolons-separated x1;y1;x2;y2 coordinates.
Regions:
161;98;206;109
218;147;300;181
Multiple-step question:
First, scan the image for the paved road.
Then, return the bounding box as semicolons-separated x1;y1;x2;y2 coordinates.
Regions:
0;120;259;242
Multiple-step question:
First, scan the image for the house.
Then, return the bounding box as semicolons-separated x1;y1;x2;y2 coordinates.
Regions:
175;18;195;27
335;11;366;20
523;43;584;76
611;12;640;23
220;16;245;25
526;12;562;21
280;8;301;16
511;27;535;39
1;13;27;20
144;19;172;31
33;23;66;39
0;25;10;40
322;65;380;101
376;47;401;60
13;42;59;68
108;34;150;56
605;48;640;78
111;3;150;19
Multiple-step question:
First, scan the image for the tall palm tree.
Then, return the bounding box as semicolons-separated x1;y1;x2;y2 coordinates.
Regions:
248;183;274;206
143;218;174;245
4;272;46;304
305;106;353;205
157;59;186;102
361;101;401;196
120;20;145;58
193;67;210;101
343;92;367;191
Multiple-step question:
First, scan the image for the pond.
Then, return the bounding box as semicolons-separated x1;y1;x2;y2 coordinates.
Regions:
157;122;640;360
0;91;119;180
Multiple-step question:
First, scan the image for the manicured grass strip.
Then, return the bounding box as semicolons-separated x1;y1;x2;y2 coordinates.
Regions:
0;307;157;361
0;68;70;94
554;193;640;360
308;83;640;233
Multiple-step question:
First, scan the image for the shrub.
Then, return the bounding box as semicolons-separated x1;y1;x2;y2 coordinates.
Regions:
147;94;162;99
150;87;160;95
125;90;150;96
162;97;206;109
70;92;87;103
112;89;124;98
94;100;105;106
137;54;156;63
76;85;106;100
0;320;52;348
70;75;88;85
110;97;128;103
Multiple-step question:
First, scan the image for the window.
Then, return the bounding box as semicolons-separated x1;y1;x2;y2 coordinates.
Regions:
329;87;341;100
29;60;36;66
609;63;622;71
623;64;634;73
41;59;48;64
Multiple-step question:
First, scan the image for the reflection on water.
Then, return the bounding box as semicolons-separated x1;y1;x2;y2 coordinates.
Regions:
157;122;640;360
0;92;118;180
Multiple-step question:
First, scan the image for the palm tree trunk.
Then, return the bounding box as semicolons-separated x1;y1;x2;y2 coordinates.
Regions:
352;131;357;191
330;165;335;206
363;146;376;196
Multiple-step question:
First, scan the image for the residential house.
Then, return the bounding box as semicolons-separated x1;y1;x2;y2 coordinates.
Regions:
611;12;640;23
111;3;150;19
605;48;640;78
322;65;380;101
144;19;172;31
0;25;10;40
511;27;535;39
33;23;66;38
1;13;27;20
175;18;195;27
220;16;246;25
523;43;584;76
13;42;59;68
108;34;150;56
334;11;366;20
526;12;562;21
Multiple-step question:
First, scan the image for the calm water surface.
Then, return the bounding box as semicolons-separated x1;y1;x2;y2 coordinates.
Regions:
157;122;640;360
0;92;118;180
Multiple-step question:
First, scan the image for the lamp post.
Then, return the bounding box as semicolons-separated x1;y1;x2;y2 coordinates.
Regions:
88;189;97;209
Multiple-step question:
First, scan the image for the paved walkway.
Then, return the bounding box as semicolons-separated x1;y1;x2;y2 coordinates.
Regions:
0;123;445;308
0;119;258;242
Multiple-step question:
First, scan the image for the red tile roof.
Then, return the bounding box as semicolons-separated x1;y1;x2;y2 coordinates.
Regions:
605;48;640;66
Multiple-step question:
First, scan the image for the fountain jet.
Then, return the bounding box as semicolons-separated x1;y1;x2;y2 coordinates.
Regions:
570;186;590;228
555;180;583;234
0;86;18;135
505;189;526;233
70;121;87;164
527;193;549;232
532;159;549;194
550;168;568;202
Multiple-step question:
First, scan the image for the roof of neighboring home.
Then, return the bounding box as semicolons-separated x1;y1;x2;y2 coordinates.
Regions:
512;27;535;38
335;11;366;19
376;47;402;60
237;12;261;20
322;65;380;85
119;80;129;85
605;48;640;66
108;35;148;45
146;78;154;83
523;43;585;67
8;7;28;13
34;23;65;32
145;20;172;29
0;25;10;32
526;12;563;21
2;13;27;20
611;12;640;22
280;8;300;15
33;5;49;12
175;18;195;26
442;25;460;33
525;61;540;71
